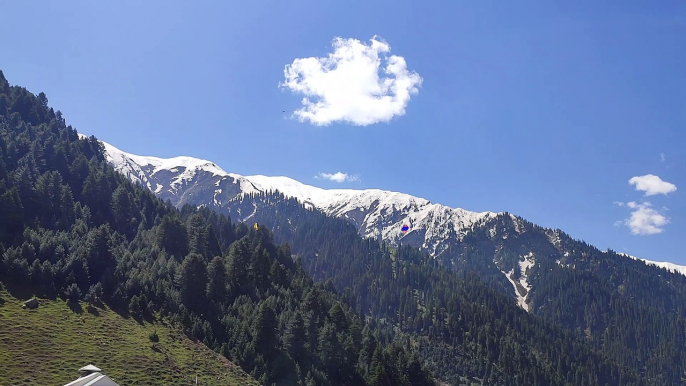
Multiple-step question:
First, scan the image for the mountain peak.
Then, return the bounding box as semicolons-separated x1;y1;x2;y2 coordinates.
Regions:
101;139;498;256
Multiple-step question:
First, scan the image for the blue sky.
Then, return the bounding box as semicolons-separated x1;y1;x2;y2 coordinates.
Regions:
1;1;684;263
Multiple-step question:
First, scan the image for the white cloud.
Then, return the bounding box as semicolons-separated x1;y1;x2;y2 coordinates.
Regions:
628;174;677;196
280;36;423;126
660;153;666;162
315;172;359;183
613;201;625;207
623;201;670;235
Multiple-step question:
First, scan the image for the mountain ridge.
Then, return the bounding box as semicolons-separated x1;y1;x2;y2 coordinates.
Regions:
97;136;686;277
100;138;500;258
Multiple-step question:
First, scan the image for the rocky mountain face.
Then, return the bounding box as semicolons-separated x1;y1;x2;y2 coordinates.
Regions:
101;139;686;312
102;140;499;257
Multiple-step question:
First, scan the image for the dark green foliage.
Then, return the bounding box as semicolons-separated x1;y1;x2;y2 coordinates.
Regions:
156;214;189;259
206;255;228;303
225;192;651;385
453;214;686;385
284;311;307;361
65;283;81;302
252;302;278;355
0;72;433;386
179;253;208;312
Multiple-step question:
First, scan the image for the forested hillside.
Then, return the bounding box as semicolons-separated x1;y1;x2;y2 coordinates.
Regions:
220;184;686;385
446;214;686;384
0;70;434;386
226;192;650;385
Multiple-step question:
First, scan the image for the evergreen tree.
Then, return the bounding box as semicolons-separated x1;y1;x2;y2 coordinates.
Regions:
111;185;135;236
369;346;393;386
206;255;228;303
156;214;188;259
187;213;208;258
284;311;307;362
253;302;278;356
328;303;349;331
179;253;207;312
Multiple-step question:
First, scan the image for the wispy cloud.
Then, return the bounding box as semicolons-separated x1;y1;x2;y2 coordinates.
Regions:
613;201;625;207
628;174;677;196
315;172;359;183
280;36;423;126
660;153;666;162
623;201;670;235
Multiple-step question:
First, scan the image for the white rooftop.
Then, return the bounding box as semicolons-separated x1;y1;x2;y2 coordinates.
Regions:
63;367;120;386
78;365;102;373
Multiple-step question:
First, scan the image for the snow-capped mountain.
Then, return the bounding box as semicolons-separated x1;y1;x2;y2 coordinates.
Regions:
99;139;686;313
102;140;498;257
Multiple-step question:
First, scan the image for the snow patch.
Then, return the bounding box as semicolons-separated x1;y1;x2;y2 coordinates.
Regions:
242;202;258;222
547;230;561;248
213;189;223;206
511;214;523;233
501;253;534;312
616;252;686;277
556;259;574;268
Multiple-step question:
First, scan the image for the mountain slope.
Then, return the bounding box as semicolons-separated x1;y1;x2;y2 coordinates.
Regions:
214;192;652;385
212;190;686;385
102;140;497;257
0;288;258;386
102;140;685;277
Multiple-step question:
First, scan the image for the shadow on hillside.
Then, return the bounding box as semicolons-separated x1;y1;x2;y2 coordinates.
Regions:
87;304;100;316
68;300;83;314
184;329;200;344
0;278;58;302
1;280;36;301
129;311;155;326
0;295;5;306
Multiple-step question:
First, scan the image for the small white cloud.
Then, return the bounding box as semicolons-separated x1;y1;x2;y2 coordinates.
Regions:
315;172;359;183
613;201;625;207
628;174;677;196
280;35;423;126
660;153;666;162
623;201;670;235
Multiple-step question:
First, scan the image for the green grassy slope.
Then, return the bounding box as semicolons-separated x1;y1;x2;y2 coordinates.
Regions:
0;288;259;386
